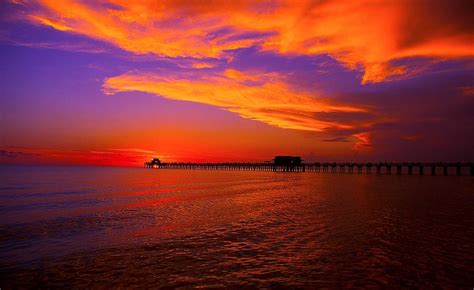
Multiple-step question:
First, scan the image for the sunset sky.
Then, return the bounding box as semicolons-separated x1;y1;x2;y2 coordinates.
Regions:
1;0;473;166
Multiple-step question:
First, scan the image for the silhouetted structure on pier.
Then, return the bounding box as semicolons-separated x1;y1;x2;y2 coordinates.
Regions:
274;156;302;165
145;158;474;176
144;158;161;168
273;156;302;172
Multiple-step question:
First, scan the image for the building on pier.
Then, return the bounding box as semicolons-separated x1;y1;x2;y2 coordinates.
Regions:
273;156;302;166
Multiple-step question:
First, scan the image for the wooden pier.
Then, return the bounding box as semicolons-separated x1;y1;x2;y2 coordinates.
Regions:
145;161;474;176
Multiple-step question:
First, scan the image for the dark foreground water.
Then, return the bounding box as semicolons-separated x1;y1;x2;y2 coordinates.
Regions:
0;165;473;288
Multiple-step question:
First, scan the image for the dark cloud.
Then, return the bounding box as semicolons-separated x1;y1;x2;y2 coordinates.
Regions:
321;137;350;142
0;149;39;158
399;0;474;49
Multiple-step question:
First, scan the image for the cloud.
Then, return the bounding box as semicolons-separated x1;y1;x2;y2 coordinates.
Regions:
461;86;474;96
352;132;371;151
401;135;421;142
103;68;368;132
11;0;473;83
0;149;39;157
0;38;110;54
321;137;350;143
188;62;216;69
0;146;166;166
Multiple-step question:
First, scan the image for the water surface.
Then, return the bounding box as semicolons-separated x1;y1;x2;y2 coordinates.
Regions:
1;165;473;288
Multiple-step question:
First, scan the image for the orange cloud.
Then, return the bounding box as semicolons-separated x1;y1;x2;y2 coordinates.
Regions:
352;132;371;151
30;15;72;31
103;69;366;132
20;0;473;83
189;62;216;69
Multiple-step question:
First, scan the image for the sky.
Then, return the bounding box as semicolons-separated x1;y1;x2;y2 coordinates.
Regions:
0;0;473;166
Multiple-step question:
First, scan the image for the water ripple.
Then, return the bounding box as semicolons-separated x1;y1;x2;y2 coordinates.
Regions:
0;166;473;288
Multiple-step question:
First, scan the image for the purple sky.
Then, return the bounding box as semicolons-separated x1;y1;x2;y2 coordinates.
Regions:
0;0;473;165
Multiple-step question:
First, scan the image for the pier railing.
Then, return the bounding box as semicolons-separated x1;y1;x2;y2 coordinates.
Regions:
145;162;474;176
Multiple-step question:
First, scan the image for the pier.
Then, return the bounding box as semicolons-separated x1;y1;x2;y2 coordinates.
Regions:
145;158;474;176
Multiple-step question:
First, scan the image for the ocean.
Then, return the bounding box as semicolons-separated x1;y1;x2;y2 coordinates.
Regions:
1;165;473;288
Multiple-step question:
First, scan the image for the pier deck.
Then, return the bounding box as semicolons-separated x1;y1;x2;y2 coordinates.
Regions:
145;162;474;176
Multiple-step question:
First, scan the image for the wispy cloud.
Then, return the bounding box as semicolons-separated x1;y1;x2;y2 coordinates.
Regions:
352;132;371;151
322;137;350;143
0;146;167;166
0;149;39;157
0;38;110;54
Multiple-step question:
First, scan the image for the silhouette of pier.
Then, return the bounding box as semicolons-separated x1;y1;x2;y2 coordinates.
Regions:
145;157;474;176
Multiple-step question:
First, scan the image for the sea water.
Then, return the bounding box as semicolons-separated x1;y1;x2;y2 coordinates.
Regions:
1;165;473;288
